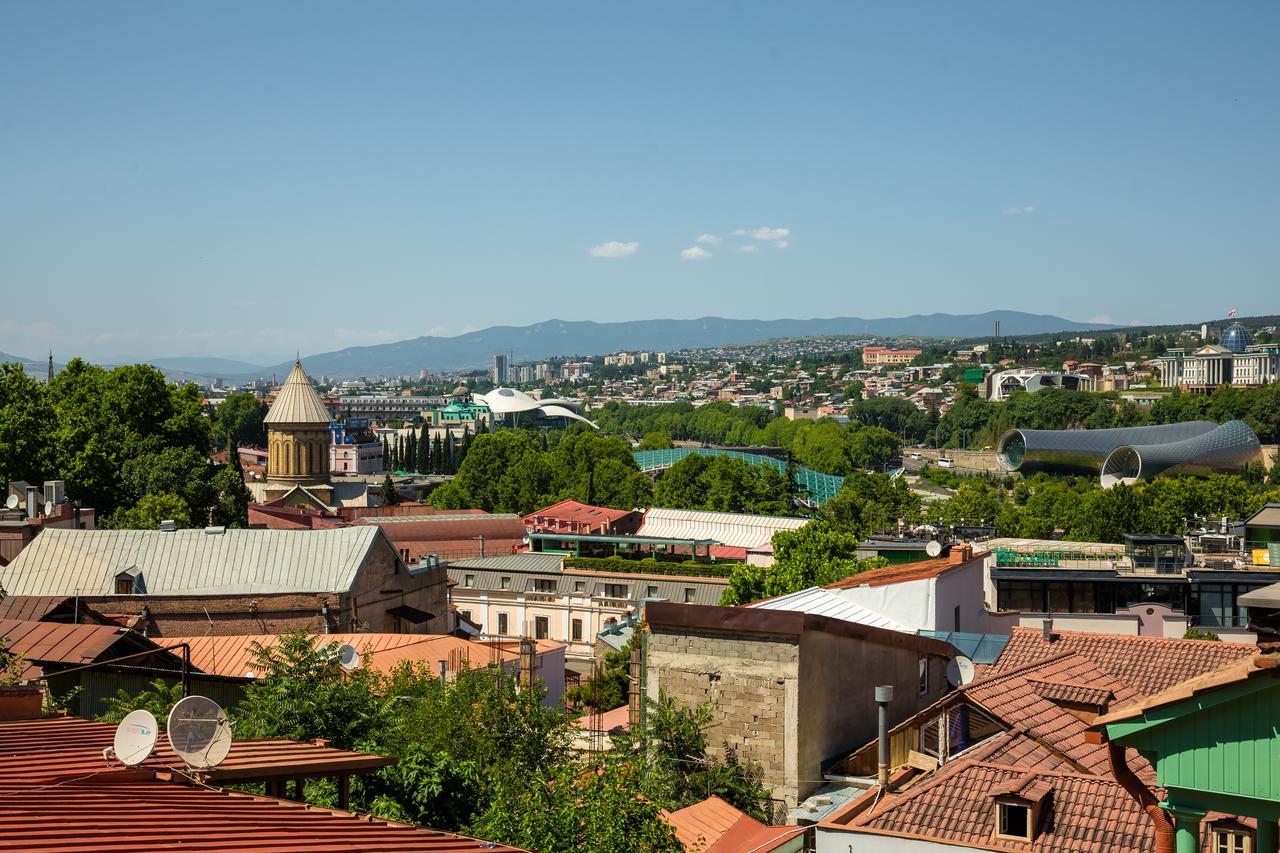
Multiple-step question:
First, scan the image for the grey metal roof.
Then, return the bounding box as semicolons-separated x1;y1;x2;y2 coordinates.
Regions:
451;553;565;573
0;527;385;596
263;361;332;425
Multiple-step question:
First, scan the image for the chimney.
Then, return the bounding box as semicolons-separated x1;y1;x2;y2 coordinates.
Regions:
25;486;39;520
875;685;894;788
1042;618;1054;643
438;660;447;683
158;520;177;532
519;638;536;689
627;643;644;729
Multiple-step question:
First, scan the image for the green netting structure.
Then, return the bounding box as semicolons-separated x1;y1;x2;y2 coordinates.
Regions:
632;448;845;505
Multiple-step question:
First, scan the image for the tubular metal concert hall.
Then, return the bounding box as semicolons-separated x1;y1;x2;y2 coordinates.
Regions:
995;420;1260;487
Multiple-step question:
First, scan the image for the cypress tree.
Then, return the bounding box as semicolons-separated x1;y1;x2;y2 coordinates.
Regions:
432;434;445;474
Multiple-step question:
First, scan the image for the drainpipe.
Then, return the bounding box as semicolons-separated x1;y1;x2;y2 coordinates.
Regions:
875;685;894;789
1106;739;1175;853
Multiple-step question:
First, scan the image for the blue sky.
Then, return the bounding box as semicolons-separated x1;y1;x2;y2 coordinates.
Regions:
2;2;1277;364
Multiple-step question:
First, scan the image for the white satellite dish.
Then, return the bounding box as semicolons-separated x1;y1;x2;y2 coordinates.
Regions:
112;709;158;766
946;655;976;687
925;540;943;558
4;494;17;510
336;643;361;671
167;695;232;769
43;500;54;517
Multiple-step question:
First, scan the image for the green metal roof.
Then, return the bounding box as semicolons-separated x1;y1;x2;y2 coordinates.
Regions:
632;448;845;505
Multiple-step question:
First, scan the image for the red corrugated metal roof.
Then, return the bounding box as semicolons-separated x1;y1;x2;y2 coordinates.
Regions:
0;715;525;851
355;514;528;542
0;716;395;785
0;596;68;622
0;619;134;676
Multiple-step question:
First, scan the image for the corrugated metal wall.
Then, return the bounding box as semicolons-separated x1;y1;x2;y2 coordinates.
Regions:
46;671;247;719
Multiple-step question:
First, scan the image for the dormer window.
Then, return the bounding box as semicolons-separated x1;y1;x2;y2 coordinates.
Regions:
114;568;142;594
115;576;134;594
996;801;1031;841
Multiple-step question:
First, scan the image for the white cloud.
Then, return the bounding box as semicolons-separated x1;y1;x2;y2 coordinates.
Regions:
732;226;792;248
588;241;639;258
1002;206;1036;216
680;246;712;261
736;244;760;253
695;234;721;247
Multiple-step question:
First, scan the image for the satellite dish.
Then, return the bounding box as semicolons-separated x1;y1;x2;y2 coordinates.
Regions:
946;655;976;687
4;494;17;510
925;540;943;558
43;500;54;516
167;695;232;769
112;709;158;766
336;643;361;671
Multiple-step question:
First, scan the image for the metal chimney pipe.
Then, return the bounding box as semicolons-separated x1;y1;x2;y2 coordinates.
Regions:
25;486;38;520
875;685;894;788
438;660;447;683
1042;617;1054;643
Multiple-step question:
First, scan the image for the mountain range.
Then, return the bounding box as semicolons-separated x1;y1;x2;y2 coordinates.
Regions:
255;310;1112;379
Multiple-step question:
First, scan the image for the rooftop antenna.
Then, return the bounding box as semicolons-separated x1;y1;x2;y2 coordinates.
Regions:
107;709;159;766
167;695;232;770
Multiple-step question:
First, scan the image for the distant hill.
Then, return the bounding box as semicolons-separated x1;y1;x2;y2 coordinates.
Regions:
254;311;1113;379
143;356;266;376
0;352;35;364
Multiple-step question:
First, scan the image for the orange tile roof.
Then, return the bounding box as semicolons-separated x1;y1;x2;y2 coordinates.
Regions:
573;705;631;733
845;761;1155;852
164;633;523;678
663;795;804;853
824;547;985;589
990;627;1256;697
1095;652;1271;727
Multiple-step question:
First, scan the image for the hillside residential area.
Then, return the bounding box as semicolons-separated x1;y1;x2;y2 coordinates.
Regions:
5;4;1278;851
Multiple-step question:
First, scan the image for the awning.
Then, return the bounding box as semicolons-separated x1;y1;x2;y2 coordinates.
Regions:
386;604;433;624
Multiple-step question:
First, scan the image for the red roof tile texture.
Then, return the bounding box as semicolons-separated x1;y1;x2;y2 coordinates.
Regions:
662;795;805;853
851;762;1155;852
992;627;1257;697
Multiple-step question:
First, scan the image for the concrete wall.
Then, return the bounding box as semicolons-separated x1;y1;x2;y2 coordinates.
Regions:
817;826;974;853
797;630;949;806
915;447;1001;472
646;627;800;806
646;624;950;811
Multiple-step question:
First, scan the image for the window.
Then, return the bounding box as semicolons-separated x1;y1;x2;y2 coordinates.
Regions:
572;618;583;641
647;585;660;598
918;657;929;695
574;581;586;593
535;616;549;640
996;802;1031;841
1214;829;1250;853
500;576;511;591
533;578;556;593
603;583;628;599
459;609;471;622
114;576;133;594
464;574;475;588
497;613;509;635
684;588;696;603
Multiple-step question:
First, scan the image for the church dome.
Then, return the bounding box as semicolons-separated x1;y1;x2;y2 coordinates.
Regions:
1221;322;1253;354
264;361;333;425
451;383;470;397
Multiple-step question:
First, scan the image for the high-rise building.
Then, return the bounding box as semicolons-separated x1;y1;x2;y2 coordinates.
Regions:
491;353;509;385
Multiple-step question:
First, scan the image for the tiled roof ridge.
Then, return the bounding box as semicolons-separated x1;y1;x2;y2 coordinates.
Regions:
957;648;1082;693
853;757;1126;828
963;724;1094;776
1007;625;1257;653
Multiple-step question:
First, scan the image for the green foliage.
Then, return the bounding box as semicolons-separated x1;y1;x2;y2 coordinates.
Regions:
720;522;887;605
212;392;269;450
431;429;653;514
1183;628;1221;641
637;430;674;450
99;678;184;725
823;471;921;539
566;637;634;711
112;492;193;530
381;474;400;506
562;556;735;578
0;363;55;486
652;454;792;516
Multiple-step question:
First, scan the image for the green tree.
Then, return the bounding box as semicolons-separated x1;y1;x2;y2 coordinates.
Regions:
720;522;885;605
112;492;192;530
638;430;674;450
212;392;269;450
847;425;901;470
0;363;55;486
210;464;251;527
381;474;400;506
